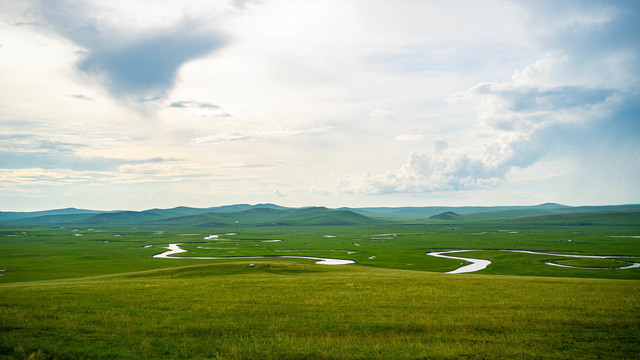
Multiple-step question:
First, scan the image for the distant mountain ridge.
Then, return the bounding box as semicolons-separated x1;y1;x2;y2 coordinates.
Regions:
1;203;639;227
0;207;105;221
353;203;571;218
0;205;385;227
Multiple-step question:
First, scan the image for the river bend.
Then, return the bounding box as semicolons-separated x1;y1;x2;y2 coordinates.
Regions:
426;249;640;274
154;243;356;265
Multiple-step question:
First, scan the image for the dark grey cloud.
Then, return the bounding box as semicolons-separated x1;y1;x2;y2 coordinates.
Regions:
77;28;225;102
10;21;43;27
474;85;614;112
0;151;117;171
33;1;227;105
0;134;172;171
0;135;83;153
70;94;94;101
170;100;221;109
0;150;172;172
519;0;640;56
170;100;233;117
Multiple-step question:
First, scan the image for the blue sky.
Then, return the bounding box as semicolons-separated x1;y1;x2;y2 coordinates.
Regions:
0;0;639;211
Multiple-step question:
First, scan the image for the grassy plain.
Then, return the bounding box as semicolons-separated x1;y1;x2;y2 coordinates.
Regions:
2;262;639;359
1;211;639;359
2;218;638;283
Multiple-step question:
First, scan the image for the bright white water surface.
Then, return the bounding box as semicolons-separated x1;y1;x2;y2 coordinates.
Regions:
154;243;355;265
426;249;640;274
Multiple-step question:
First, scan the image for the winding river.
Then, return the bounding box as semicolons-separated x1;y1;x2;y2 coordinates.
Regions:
153;243;356;265
426;249;640;274
152;235;639;273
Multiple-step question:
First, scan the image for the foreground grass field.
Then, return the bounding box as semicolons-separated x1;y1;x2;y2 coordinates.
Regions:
2;262;639;359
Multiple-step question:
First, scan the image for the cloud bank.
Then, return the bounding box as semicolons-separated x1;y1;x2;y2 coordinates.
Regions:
1;0;638;210
337;0;640;196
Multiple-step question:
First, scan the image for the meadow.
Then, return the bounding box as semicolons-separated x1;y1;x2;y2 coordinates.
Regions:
1;207;639;359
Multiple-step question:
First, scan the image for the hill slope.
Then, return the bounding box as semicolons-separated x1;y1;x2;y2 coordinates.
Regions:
0;208;105;222
429;211;461;220
0;206;388;227
505;209;640;225
145;207;386;226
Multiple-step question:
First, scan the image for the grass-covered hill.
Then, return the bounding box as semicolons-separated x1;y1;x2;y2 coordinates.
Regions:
429;211;461;220
0;206;388;227
144;207;387;226
505;209;640;225
353;202;572;218
355;203;640;221
0;208;103;222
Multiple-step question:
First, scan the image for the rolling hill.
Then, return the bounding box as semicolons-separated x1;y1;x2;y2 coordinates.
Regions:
2;203;639;227
144;207;387;226
0;207;105;222
429;211;461;220
505;209;640;225
0;206;388;227
355;203;571;218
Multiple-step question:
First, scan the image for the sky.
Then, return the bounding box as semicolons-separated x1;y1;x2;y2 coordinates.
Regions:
1;0;639;211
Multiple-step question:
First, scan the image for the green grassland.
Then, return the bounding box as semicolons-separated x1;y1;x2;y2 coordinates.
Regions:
1;263;639;359
2;215;638;283
1;207;639;359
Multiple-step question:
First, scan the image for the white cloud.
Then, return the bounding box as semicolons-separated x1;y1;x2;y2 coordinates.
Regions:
333;0;639;201
337;144;525;195
461;81;615;133
2;0;639;209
